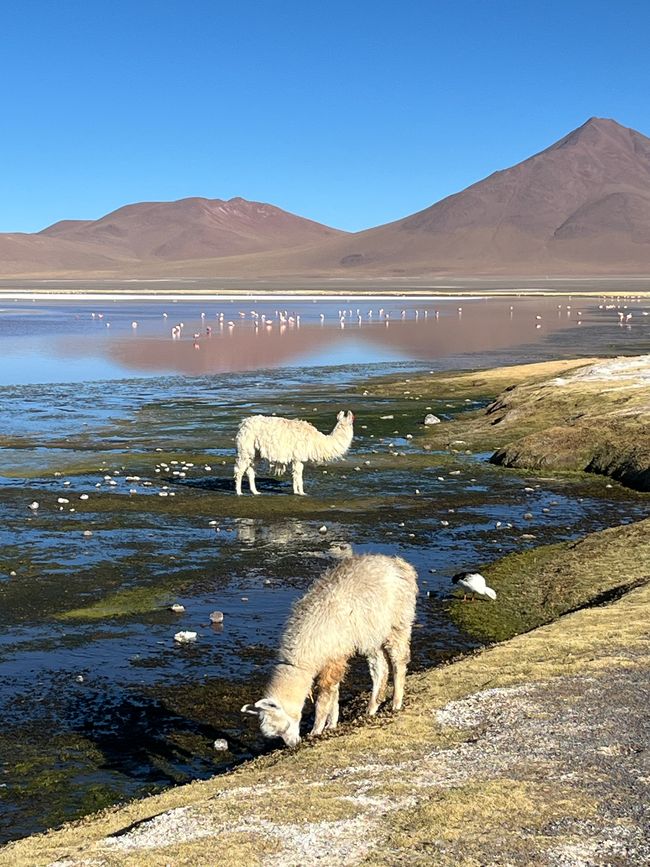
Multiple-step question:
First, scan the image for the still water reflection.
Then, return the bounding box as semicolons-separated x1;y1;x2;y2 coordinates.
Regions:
0;295;632;385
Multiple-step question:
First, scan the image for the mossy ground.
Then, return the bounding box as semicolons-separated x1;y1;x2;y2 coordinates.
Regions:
2;516;648;867
1;356;648;852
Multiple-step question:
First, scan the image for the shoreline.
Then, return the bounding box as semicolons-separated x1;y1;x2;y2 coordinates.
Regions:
1;288;650;303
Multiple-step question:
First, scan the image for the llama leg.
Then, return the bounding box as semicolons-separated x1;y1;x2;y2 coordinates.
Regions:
325;683;340;729
234;457;247;496
292;461;305;495
311;656;347;736
246;465;260;495
385;632;411;711
367;649;390;715
311;688;334;736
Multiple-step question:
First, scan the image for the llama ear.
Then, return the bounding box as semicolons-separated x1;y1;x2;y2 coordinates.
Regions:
337;411;344;421
241;698;280;715
255;698;281;712
241;703;260;715
347;411;354;422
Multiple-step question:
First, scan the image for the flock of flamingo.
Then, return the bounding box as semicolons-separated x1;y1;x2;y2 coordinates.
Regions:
83;295;648;346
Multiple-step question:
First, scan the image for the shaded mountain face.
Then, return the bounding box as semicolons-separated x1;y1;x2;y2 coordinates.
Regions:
3;118;650;277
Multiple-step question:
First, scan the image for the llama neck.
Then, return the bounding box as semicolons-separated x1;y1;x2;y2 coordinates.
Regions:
325;421;353;458
267;662;314;720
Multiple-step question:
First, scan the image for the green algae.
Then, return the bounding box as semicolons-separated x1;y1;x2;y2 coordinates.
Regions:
450;517;650;642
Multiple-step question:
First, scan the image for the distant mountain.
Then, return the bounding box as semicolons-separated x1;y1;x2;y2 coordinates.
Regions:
256;116;650;277
0;197;346;275
3;118;650;278
38;197;346;260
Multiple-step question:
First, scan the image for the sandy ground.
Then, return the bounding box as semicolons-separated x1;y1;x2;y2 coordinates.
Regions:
2;516;649;867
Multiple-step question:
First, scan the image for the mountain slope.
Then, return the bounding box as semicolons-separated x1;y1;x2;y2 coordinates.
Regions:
3;118;650;277
266;117;650;275
38;196;345;261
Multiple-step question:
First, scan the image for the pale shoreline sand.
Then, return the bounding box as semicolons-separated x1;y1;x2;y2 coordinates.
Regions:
1;289;649;303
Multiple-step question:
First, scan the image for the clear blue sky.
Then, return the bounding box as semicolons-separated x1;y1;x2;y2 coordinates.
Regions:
2;0;649;232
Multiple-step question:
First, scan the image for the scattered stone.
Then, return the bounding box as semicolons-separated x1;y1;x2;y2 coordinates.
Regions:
521;533;537;540
213;738;229;752
380;414;394;419
9;570;17;577
423;414;441;425
57;497;69;504
170;604;185;613
82;530;93;537
319;525;328;533
174;631;197;644
79;494;89;500
209;611;224;624
75;675;84;683
28;501;39;511
523;512;534;520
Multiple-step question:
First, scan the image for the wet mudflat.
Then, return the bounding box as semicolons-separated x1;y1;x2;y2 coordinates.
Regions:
0;295;649;842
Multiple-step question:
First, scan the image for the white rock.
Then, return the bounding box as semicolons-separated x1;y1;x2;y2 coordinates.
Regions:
213;738;229;751
209;611;224;623
83;530;93;537
319;525;328;533
169;603;185;613
174;631;197;643
57;497;69;504
423;414;441;425
79;494;89;500
28;501;39;511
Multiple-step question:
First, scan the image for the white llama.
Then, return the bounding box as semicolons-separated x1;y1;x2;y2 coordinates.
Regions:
242;554;418;746
234;410;354;496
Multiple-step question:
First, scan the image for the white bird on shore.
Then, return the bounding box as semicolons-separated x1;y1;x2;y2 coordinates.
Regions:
452;571;497;601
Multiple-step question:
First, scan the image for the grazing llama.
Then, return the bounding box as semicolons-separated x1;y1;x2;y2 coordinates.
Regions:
242;554;418;746
234;410;354;496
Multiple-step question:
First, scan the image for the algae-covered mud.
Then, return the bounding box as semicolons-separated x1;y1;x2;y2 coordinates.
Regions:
0;296;649;844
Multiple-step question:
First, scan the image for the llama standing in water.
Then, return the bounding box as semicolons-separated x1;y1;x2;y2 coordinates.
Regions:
234;410;354;495
242;554;418;746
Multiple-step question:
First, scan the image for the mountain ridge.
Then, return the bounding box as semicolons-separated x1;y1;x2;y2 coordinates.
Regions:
3;117;650;277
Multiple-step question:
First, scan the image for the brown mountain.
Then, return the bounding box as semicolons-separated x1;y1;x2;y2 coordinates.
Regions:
0;197;346;275
38;196;346;260
237;116;650;277
2;118;650;278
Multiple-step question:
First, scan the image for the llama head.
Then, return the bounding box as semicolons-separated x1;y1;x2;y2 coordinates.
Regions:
336;410;355;426
241;697;301;747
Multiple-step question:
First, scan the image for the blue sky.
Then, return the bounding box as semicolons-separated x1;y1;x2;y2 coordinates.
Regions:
1;0;649;232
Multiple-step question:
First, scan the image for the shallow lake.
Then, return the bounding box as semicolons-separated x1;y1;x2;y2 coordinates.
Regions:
1;294;648;385
0;293;648;842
